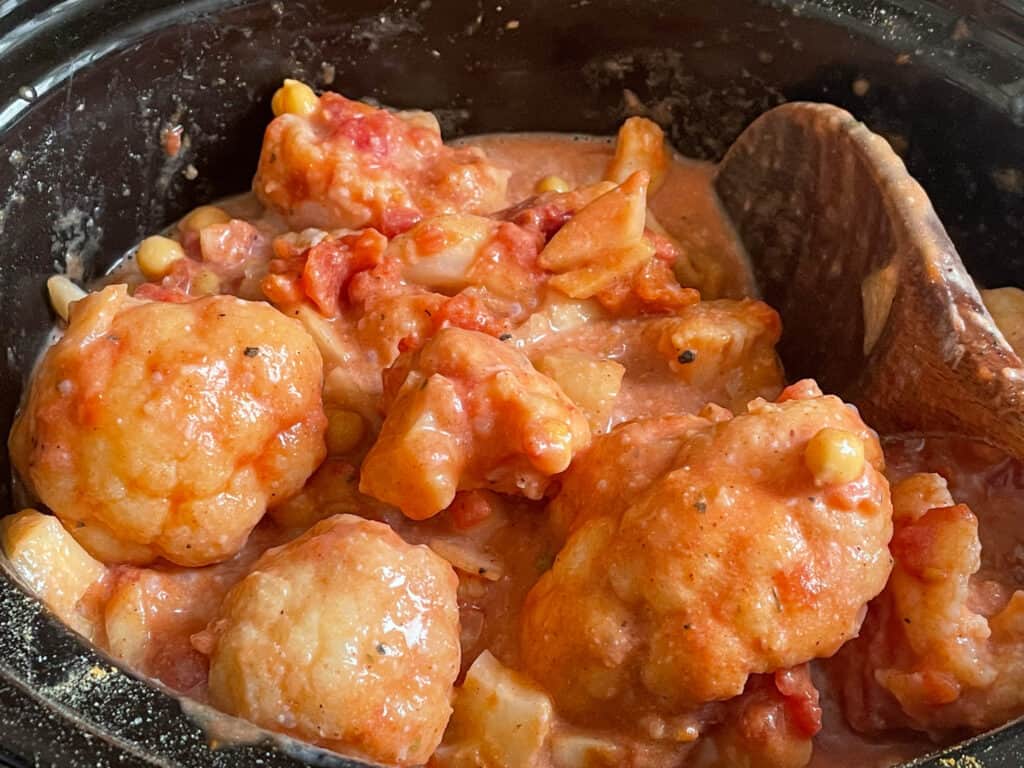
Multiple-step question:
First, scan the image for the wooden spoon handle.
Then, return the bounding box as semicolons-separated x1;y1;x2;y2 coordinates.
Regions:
716;102;1024;457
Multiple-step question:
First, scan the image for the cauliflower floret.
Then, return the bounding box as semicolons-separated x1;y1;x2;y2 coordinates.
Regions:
203;514;460;766
8;285;326;566
360;328;591;519
521;381;892;726
253;91;509;235
101;525;282;695
548;414;707;539
833;472;1024;734
644;300;783;404
1;509;106;639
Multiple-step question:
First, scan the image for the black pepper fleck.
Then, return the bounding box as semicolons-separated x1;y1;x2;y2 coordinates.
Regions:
244;346;260;357
677;349;697;364
694;500;707;514
499;333;512;341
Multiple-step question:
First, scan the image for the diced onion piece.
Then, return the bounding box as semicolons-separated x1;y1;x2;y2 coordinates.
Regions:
429;538;504;582
102;574;151;669
293;303;355;368
513;296;607;346
548;241;653;299
535;350;624;433
539;172;648;271
605;116;669;194
440;650;554;768
391;214;495;293
551;732;624;768
539;172;653;299
46;275;87;322
1;509;105;639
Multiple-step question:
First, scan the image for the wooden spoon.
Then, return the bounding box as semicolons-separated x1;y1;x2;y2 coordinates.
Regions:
715;102;1024;457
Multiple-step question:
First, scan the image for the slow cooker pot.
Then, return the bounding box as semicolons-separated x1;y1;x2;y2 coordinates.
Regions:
3;0;1024;765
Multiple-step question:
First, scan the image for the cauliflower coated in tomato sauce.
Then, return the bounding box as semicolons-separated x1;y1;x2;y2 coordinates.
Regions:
202;514;461;766
253;91;509;235
8;285;326;567
832;472;1024;735
359;327;592;520
521;381;893;727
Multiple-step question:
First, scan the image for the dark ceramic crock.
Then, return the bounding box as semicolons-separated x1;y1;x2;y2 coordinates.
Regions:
2;0;1024;765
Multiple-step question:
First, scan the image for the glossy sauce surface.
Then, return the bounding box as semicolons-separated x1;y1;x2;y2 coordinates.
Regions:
8;111;1024;768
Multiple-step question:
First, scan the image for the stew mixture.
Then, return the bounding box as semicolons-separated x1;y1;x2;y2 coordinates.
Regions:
6;79;1024;768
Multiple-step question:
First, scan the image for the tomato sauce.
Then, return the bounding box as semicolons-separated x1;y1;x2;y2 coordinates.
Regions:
10;107;1024;768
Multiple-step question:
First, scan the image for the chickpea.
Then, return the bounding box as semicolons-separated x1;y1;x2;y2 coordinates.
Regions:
535;175;570;194
271;79;319;117
179;205;230;234
804;427;865;486
192;269;221;296
136;236;185;281
326;408;365;455
46;275;86;323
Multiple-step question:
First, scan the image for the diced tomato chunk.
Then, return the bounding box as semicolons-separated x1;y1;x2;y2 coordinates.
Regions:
301;229;387;315
447;491;495;530
774;665;822;737
379;206;423;238
134;283;193;303
199;220;264;266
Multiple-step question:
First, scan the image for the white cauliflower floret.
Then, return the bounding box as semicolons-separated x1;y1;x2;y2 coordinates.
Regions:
522;382;893;726
253;89;508;235
8;285;326;566
204;514;461;766
834;472;1024;735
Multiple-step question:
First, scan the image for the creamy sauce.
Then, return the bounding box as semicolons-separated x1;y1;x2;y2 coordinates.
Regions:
462;133;756;298
14;128;1024;768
